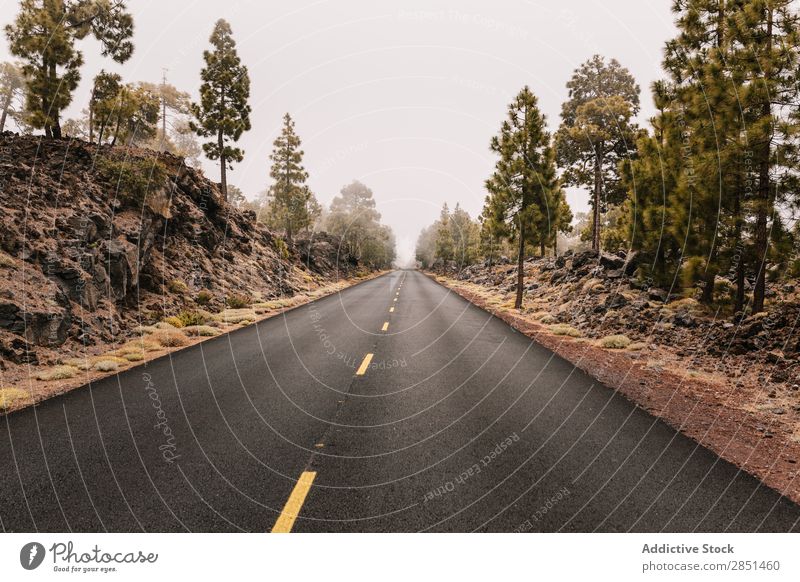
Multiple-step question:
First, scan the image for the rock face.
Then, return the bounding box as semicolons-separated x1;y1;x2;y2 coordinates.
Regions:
0;133;357;368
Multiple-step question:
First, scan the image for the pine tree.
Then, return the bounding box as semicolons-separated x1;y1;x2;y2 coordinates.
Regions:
191;19;251;202
449;203;480;266
5;0;134;138
267;113;316;244
483;86;561;309
555;55;640;251
727;0;800;313
88;70;120;143
435;203;454;264
0;61;25;132
325;180;393;268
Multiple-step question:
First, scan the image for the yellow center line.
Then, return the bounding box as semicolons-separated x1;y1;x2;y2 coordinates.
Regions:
381;322;389;331
356;353;373;375
389;307;395;313
393;298;397;302
271;471;316;533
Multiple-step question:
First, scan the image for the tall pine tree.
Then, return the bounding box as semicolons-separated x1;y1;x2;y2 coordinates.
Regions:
5;0;134;138
483;86;562;309
191;19;251;202
555;55;640;251
728;0;800;312
266;113;316;244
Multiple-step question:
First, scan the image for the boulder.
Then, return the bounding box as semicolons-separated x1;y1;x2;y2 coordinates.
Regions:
599;252;625;270
648;287;669;302
571;249;598;270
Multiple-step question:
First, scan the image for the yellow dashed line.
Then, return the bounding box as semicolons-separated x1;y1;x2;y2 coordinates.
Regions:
381;322;389;331
389;307;395;313
356;353;373;375
271;471;316;533
393;298;397;302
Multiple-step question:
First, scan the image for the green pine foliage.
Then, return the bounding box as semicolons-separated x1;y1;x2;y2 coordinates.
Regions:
623;0;800;313
555;55;641;252
5;0;134;138
324;180;395;269
265;113;318;244
190;19;251;202
483;86;567;309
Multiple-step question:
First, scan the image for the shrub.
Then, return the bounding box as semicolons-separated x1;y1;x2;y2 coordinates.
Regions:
183;325;220;337
62;357;93;370
226;294;251;309
167;279;188;294
215;309;256;324
91;355;129;365
152;331;188;347
0;388;31;410
96;157;169;207
0;251;15;268
36;365;78;381
274;237;289;260
163;316;185;328
599;334;632;349
94;360;120;372
195;290;213;305
539;314;557;324
550;324;582;337
177;310;209;327
118;338;161;353
123;351;145;362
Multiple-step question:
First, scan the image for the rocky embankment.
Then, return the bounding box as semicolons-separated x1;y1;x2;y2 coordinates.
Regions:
0;133;360;405
453;249;799;374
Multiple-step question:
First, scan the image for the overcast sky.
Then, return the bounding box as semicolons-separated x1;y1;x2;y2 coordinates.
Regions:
0;0;676;264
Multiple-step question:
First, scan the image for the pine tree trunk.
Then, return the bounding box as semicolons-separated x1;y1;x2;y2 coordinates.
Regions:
88;101;94;143
701;270;715;304
514;221;525;309
0;87;12;132
218;128;227;202
111;115;121;146
733;183;745;316
48;62;61;139
592;151;602;252
752;8;773;314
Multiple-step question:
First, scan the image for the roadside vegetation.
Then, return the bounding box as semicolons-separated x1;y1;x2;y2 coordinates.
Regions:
417;0;800;319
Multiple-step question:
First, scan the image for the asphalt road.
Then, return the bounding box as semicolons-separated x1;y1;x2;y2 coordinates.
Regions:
1;270;798;532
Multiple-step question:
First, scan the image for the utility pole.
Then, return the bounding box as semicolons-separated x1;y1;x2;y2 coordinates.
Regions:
160;68;168;151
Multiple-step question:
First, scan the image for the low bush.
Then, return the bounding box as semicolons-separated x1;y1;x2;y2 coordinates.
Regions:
94;360;120;372
177;310;209;327
167;279;188;294
183;325;220;337
599;334;632;349
96;157;169;208
195;290;213;305
226;294;251;309
36;365;78;381
0;388;31;410
152;331;189;347
273;237;289;260
550;324;582;337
